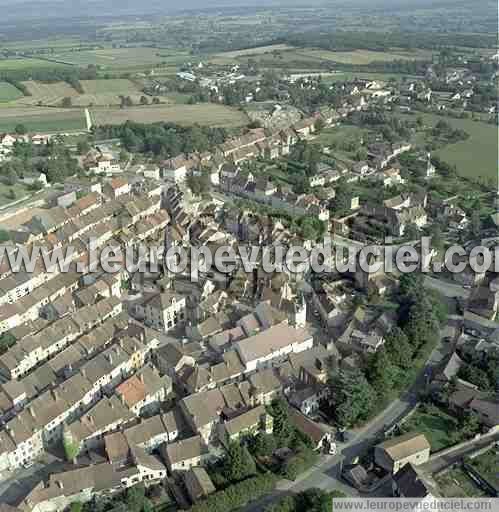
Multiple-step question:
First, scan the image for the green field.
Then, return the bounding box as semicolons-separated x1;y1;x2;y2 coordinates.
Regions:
403;406;460;452
0;58;70;71
51;47;190;69
421;113;497;183
90;103;249;127
0;108;86;133
0;37;84;51
0;82;23;102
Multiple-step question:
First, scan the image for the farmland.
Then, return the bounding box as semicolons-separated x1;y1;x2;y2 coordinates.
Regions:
89;104;249;128
0;58;70;71
294;48;432;64
14;80;79;106
214;44;295;59
0;82;23;102
420;113;497;183
213;47;433;68
69;79;144;106
0;107;86;133
50;47;190;70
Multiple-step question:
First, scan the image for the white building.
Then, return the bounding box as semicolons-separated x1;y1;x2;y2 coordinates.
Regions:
134;292;187;333
235;322;314;373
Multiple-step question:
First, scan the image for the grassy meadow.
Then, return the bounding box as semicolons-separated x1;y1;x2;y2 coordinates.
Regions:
0;82;23;102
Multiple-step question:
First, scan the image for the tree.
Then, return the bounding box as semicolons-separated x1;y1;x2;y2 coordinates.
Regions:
385;327;414;369
222;442;256;483
330;490;347;499
429;224;444;254
140;95;149;105
314;117;326;132
0;332;16;353
76;140;91;154
62;427;80;462
460;411;480;438
330;179;353;217
62;96;72;108
152;97;160;104
0;229;10;243
15;124;27;135
7;188;16;201
298;216;325;241
354;148;368;161
404;223;420;241
403;296;438;349
470;209;481;237
187;171;210;197
365;349;398;395
296;488;330;512
266;496;296;512
248;120;262;129
251;432;277;457
126;484;148;512
329;369;376;428
399;272;425;305
269;397;294;446
458;364;490;390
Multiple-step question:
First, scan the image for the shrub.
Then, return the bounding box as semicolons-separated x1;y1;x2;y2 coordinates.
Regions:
189;473;277;512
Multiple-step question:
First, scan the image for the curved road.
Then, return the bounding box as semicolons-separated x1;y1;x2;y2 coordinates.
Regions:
242;321;455;511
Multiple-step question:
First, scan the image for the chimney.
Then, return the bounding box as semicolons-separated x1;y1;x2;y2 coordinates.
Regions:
139;373;144;384
51;389;59;401
107;353;113;364
56;481;64;490
80;368;86;378
119;339;124;348
87;414;94;425
109;400;114;409
29;406;36;418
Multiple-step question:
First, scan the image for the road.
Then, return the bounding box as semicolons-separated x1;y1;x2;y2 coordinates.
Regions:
0;454;70;506
242;322;455;511
423;275;470;299
420;431;499;474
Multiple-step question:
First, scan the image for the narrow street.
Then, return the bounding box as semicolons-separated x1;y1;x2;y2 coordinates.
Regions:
242;318;456;511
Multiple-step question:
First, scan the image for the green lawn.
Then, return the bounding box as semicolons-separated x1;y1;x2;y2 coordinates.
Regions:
402;405;460;452
436;467;487;498
0;82;23;102
420;113;497;183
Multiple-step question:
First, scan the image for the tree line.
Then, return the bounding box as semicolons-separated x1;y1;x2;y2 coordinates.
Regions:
279;31;496;52
329;273;447;429
94;121;229;158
